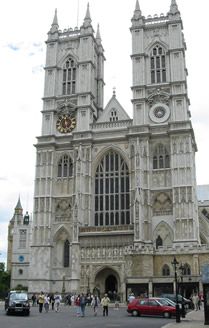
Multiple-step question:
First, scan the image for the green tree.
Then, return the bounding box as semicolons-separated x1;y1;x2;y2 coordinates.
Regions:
0;263;10;299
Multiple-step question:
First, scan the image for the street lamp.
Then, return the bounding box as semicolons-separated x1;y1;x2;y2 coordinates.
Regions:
179;263;186;318
171;256;181;323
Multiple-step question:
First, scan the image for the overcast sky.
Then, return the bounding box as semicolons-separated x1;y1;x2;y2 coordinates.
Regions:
0;0;208;264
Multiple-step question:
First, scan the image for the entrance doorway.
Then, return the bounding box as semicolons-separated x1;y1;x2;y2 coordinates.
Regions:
94;268;120;300
105;275;118;301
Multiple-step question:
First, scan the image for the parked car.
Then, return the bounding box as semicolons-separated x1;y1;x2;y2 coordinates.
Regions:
5;290;30;315
160;294;192;309
127;298;176;318
150;297;187;315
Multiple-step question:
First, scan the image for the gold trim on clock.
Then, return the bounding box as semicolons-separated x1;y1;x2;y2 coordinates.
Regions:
56;114;76;133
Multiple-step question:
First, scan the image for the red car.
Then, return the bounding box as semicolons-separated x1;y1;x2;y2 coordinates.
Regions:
127;298;176;318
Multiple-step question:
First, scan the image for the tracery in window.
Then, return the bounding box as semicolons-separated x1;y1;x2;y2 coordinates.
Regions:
62;58;76;95
182;263;191;276
162;264;170;276
153;144;170;169
63;239;70;267
95;151;130;226
150;45;166;84
58;155;73;178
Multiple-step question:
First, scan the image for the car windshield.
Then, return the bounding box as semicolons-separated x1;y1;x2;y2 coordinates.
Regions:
10;293;28;301
157;299;169;305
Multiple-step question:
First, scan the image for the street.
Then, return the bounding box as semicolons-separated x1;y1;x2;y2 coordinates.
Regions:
0;303;174;328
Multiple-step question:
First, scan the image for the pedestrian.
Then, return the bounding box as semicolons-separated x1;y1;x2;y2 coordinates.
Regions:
50;293;55;310
31;293;36;306
75;294;80;316
54;292;62;312
192;293;199;311
44;294;50;313
128;292;135;303
101;293;110;316
91;294;100;316
38;291;45;313
80;293;86;317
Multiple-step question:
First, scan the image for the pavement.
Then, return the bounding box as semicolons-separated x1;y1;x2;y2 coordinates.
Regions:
163;307;207;328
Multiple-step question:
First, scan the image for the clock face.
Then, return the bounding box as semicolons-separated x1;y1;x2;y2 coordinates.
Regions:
56;114;76;133
18;255;24;262
149;103;170;123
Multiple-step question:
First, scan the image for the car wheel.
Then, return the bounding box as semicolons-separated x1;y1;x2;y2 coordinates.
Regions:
132;310;139;317
163;311;171;318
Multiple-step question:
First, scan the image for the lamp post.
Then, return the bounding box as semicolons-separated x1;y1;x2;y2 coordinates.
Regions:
179;263;186;318
172;257;181;323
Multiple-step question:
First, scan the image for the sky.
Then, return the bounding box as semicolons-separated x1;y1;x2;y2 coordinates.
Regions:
0;0;208;265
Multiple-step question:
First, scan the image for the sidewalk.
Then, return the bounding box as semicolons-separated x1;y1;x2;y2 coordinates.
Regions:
163;307;206;328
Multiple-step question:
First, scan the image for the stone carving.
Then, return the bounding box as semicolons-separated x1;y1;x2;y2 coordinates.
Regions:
55;198;72;222
153;192;172;215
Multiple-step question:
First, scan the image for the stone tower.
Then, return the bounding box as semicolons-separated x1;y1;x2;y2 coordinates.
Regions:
130;0;199;246
9;198;31;289
28;4;105;293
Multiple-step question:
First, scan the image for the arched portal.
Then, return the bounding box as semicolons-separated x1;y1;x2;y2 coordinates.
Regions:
94;267;120;301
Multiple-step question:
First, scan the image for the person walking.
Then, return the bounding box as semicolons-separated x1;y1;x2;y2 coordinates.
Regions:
91;295;100;316
80;293;86;317
75;294;80;316
192;293;200;311
101;293;110;316
44;294;50;313
38;291;45;313
54;292;62;312
31;293;37;306
50;293;55;310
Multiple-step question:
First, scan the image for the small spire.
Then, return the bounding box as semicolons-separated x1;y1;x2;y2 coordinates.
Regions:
133;0;142;19
131;0;143;26
96;24;101;42
50;8;59;34
169;0;180;15
135;0;140;11
15;196;23;216
52;8;58;26
15;196;22;210
84;2;92;27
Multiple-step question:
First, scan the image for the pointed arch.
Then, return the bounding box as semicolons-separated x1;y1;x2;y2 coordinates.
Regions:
62;56;77;95
94;149;130;226
153;221;174;246
57;154;73;178
152;143;170;169
182;263;191;276
162;264;170;276
53;225;70;242
63;239;70;267
149;43;167;84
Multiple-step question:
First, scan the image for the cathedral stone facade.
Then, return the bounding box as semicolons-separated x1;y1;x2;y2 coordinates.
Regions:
9;1;209;301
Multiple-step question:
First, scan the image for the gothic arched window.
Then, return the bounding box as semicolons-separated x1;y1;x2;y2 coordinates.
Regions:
153;144;170;169
150;45;166;84
94;151;130;226
62;58;76;95
58;155;73;178
162;264;170;276
63;240;70;267
182;263;191;276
